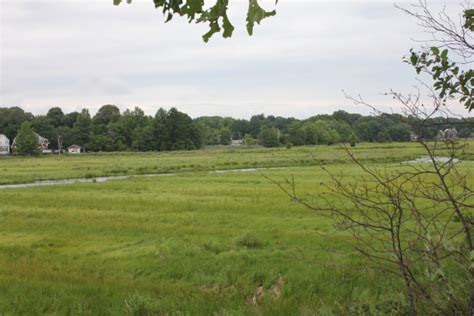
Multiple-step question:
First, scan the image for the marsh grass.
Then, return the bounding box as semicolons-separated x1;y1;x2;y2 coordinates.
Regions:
0;143;472;314
1;141;465;185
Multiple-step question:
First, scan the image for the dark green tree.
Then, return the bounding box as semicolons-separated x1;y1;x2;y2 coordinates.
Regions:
46;107;65;128
259;125;279;147
166;108;202;150
219;127;232;145
73;109;92;149
119;107;150;147
153;108;170;151
249;114;265;138
288;122;305;146
64;111;79;128
15;122;40;156
0;107;33;141
31;115;58;149
458;127;472;138
132;126;155;151
92;105;121;131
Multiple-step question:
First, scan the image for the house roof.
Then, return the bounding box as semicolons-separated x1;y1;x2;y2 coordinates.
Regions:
35;133;48;142
68;144;81;149
12;133;48;145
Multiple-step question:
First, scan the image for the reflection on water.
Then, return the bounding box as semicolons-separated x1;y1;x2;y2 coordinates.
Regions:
403;156;461;164
0;168;277;189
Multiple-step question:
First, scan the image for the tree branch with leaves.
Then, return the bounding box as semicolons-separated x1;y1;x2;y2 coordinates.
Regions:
113;0;277;42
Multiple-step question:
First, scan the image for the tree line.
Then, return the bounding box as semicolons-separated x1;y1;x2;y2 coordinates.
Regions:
0;105;472;153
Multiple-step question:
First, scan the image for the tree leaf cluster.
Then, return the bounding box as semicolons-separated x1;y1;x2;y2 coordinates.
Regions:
114;0;276;42
407;48;473;111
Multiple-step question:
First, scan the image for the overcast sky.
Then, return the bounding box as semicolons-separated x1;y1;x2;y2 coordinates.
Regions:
0;0;470;118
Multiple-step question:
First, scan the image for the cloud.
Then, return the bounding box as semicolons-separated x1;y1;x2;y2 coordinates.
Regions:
0;0;470;118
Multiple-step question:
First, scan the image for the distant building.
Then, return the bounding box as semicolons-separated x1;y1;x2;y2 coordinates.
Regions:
230;139;243;146
410;132;418;142
67;144;82;154
12;133;50;154
0;134;10;155
436;128;458;140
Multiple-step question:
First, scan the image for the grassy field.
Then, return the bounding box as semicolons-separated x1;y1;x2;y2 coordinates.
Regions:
0;142;461;185
0;142;473;315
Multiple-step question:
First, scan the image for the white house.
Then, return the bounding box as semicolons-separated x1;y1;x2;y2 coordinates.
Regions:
436;128;458;140
12;133;50;154
67;144;82;154
230;139;243;146
0;134;10;155
409;132;418;142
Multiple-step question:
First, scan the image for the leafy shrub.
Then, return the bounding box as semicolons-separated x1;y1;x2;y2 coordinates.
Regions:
237;233;263;249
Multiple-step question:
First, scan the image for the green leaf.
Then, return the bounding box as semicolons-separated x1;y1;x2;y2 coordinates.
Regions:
202;22;220;43
222;14;235;38
410;53;418;66
180;0;204;20
246;0;276;35
464;9;474;31
113;0;132;5
118;0;277;42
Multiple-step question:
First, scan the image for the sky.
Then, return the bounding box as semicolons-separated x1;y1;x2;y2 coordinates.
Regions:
0;0;470;119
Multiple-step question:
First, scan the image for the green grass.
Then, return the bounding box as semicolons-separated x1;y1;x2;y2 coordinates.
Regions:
0;141;461;185
0;166;402;315
0;142;472;314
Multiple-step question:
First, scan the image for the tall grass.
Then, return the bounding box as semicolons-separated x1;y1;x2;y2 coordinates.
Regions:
0;165;421;314
0;141;461;185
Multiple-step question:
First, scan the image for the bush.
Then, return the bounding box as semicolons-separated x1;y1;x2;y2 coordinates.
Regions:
237;233;263;249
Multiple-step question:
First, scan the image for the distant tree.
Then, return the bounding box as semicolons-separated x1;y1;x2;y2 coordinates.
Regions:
302;123;318;145
243;133;257;146
15;122;39;156
230;119;251;139
132;126;155;151
219;127;232;145
249;114;265;138
154;108;202;151
106;122;128;151
153;108;169;151
0;107;33;141
387;123;411;142
46;107;65;128
119;107;150;147
355;117;389;142
332;110;361;126
259;125;279;148
57;126;74;149
167;108;202;150
89;105;122;151
310;120;340;145
87;134;109;152
288;122;305;146
31;115;58;149
64;111;79;128
73;109;92;149
458;127;472;138
334;120;355;143
93;105;121;131
349;133;357;147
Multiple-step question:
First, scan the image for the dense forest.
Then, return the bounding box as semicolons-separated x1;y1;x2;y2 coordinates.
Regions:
0;105;472;152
